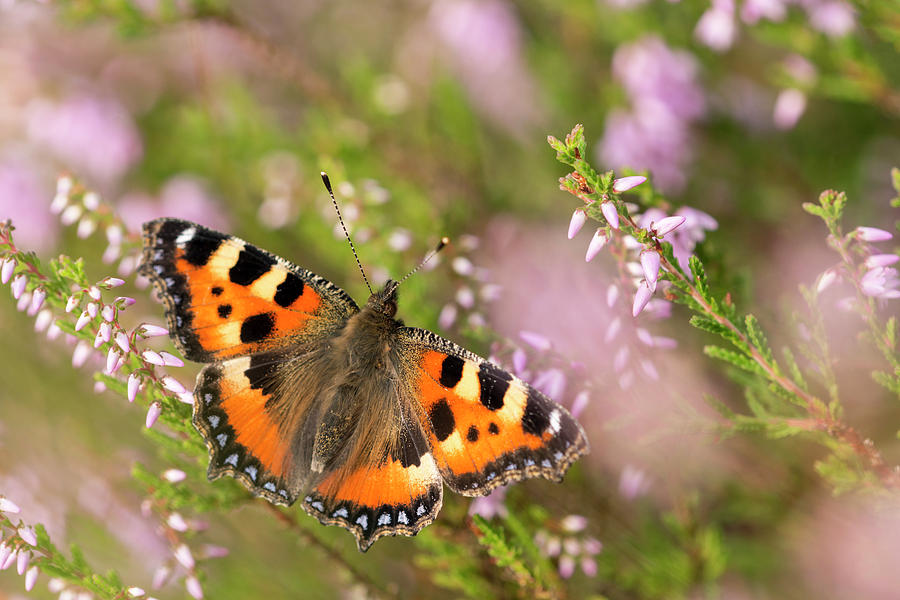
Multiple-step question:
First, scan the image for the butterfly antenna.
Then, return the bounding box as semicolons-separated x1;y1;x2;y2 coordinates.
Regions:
321;171;373;294
398;236;450;286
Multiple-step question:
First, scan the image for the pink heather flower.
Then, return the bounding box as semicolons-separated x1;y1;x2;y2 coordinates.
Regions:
571;391;589;418
561;515;588;533
694;1;736;52
127;586;145;597
30;289;46;313
519;330;552;351
77;218;97;239
146;402;162;428
438;304;457;329
632;282;653;317
127;374;141;403
619;464;652;499
773;88;807;130
72;341;92;368
640;359;659;380
82;192;100;211
174;544;195;569
567;209;587;239
106;225;123;246
604;317;622;343
866;254;900;268
119;176;228;233
640;251;661;292
162;376;187;394
512;348;527;373
533;368;566;400
11;274;27;299
116;296;136;308
101;305;115;322
584;537;603;555
95;322;112;347
0;546;15;570
116;332;131;353
856;227;893;242
18;526;37;547
613;347;630;373
26;94;142;184
0;496;21;513
652;215;687;237
177;392;195;405
607;284;620;307
202;545;230;559
16;549;29;574
106;349;120;374
17;291;32;313
612;175;647;193
167;513;189;532
87;302;99;319
807;1;855;37
162;469;187;483
88;287;101;300
581;557;598;578
65;295;80;313
186;575;204;599
46;323;62;340
142;350;165;366
138;323;170;338
452;257;475;276
585;229;608;262
861;267;900;299
94;381;107;394
816;269;838;293
60;204;83;226
25;565;38;591
600;201;619;229
152;565;172;589
740;0;786;24
558;554;576;579
1;258;15;284
469;486;509;519
456;287;475;309
160;352;185;368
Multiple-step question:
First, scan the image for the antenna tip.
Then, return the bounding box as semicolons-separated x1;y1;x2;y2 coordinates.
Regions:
437;237;450;250
320;172;333;193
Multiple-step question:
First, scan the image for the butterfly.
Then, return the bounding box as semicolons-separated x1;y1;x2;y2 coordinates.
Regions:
138;203;588;551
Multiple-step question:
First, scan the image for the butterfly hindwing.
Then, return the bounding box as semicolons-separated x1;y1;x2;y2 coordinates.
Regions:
400;328;589;496
139;218;358;362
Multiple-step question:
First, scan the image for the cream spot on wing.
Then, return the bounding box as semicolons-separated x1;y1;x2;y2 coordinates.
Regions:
439;431;465;459
493;385;527;425
250;268;286;301
206;240;245;277
454;361;481;402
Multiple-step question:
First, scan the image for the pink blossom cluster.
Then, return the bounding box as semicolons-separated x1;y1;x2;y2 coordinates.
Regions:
535;515;602;579
818;226;900;302
0;496;41;593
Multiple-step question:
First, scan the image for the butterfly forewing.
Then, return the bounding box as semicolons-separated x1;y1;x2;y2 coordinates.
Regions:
399;328;589;496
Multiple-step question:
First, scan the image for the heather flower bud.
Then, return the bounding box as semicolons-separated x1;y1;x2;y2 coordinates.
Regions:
46;323;61;340
162;376;187;394
142;350;165;366
127;587;145;597
116;296;136;307
640;251;661;292
106;225;123;246
103;244;121;264
856;227;893;242
82;192;100;210
138;323;170;338
18;526;37;547
77;218;96;239
174;544;195;569
30;289;46;313
512;349;527;373
865;254;899;268
632;282;653;317
102;277;126;288
611;175;647;193
558;554;576;579
87;302;98;318
152;565;172;589
94;322;112;347
88;286;101;300
452;257;474;276
25;565;38;591
177;391;194;405
50;192;68;214
561;514;588;533
816;269;838;293
162;469;187;483
600;201;619;230
160;352;185;367
146;402;162;428
438;304;457;329
0;497;21;513
16;549;29;574
519;330;552;351
116;331;130;353
75;310;93;331
652;216;687;237
11;274;27;299
202;544;229;558
585;229;607;262
571;391;589;418
101;305;116;322
72;341;91;368
60;204;83;226
567;209;587;239
106;349;120;374
167;513;189;532
0;546;15;570
65;295;80;313
186;575;203;599
606;284;619;308
0;258;15;284
127;374;141;403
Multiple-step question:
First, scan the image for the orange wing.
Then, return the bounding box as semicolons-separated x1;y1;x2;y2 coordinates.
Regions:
140;219;358;362
400;328;589;496
303;447;443;552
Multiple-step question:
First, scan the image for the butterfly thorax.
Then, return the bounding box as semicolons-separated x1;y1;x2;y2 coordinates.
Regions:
309;280;406;475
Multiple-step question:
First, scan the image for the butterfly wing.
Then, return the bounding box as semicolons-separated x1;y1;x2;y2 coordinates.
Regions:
140;218;358;362
140;218;359;503
399;328;588;496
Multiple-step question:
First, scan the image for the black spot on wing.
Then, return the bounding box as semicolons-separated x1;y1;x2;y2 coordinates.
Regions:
478;363;512;411
218;304;232;318
274;272;305;307
211;286;223;296
184;234;225;266
229;249;275;286
488;422;499;435
439;355;464;388
240;313;275;343
521;388;550;436
429;399;455;442
466;425;479;442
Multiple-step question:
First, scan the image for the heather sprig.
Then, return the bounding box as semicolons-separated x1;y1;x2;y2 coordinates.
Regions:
550;124;900;492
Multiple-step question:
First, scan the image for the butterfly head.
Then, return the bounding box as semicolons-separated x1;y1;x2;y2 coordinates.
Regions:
367;279;400;318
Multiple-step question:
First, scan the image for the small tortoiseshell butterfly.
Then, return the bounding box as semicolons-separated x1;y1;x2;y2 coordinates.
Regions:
138;183;588;551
